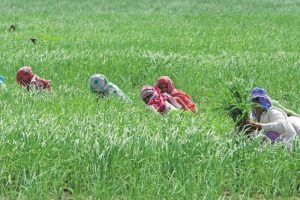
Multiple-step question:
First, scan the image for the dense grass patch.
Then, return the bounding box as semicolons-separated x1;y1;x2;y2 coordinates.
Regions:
1;0;300;198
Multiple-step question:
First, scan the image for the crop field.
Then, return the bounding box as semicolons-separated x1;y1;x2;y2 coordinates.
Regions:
0;0;300;199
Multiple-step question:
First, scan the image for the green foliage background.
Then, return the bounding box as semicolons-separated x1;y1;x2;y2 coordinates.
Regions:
0;0;300;198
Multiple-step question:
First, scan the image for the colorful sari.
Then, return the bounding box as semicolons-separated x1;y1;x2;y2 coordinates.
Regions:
141;85;181;114
16;66;51;90
155;76;197;112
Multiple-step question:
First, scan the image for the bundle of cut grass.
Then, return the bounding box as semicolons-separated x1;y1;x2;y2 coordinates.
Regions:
215;78;254;134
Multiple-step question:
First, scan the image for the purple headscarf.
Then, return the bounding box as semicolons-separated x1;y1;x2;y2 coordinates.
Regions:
251;87;272;110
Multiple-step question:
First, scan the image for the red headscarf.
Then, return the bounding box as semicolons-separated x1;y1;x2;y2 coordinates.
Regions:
155;76;197;112
141;85;170;113
16;66;51;90
16;66;34;86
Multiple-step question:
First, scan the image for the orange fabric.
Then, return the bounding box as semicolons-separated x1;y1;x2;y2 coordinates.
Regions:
173;96;187;110
173;93;197;112
155;76;197;112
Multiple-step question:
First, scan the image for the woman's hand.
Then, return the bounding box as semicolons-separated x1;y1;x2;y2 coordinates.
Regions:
246;120;262;130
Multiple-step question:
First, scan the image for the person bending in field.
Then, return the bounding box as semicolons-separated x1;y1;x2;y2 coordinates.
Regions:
154;76;197;112
251;87;300;117
0;75;6;89
248;88;300;149
16;66;51;91
141;85;181;115
89;74;130;101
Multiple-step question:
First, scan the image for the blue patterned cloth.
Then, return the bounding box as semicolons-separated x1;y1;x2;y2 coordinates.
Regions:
0;75;5;84
89;74;131;102
251;87;272;110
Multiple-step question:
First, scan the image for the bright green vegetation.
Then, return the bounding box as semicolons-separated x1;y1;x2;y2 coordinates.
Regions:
0;0;300;199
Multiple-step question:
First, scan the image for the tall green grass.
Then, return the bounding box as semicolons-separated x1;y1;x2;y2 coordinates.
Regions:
1;0;300;198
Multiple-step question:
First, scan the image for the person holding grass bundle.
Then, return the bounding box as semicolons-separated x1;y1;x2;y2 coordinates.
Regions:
16;66;51;91
89;74;131;101
154;76;197;112
248;87;300;148
141;85;181;115
251;87;300;117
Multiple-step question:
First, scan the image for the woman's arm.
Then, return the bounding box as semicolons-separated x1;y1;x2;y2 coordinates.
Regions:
250;109;288;133
166;94;182;109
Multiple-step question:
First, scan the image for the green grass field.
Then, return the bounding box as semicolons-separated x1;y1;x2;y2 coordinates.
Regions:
1;0;300;199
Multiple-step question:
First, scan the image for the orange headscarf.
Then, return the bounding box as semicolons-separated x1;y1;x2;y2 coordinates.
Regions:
155;76;197;112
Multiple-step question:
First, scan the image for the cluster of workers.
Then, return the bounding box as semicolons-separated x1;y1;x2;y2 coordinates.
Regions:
90;74;197;113
1;66;300;149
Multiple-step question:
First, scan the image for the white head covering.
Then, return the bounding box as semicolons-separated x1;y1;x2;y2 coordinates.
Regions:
89;74;108;92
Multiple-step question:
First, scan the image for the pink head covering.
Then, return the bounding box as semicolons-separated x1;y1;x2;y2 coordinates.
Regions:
154;75;197;112
155;76;175;94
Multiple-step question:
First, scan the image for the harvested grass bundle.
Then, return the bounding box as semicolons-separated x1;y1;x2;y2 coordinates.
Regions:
215;78;254;133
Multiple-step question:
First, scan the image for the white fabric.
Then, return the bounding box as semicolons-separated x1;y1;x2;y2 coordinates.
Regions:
260;106;297;147
288;116;300;137
147;101;179;115
163;93;182;109
163;101;179;114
